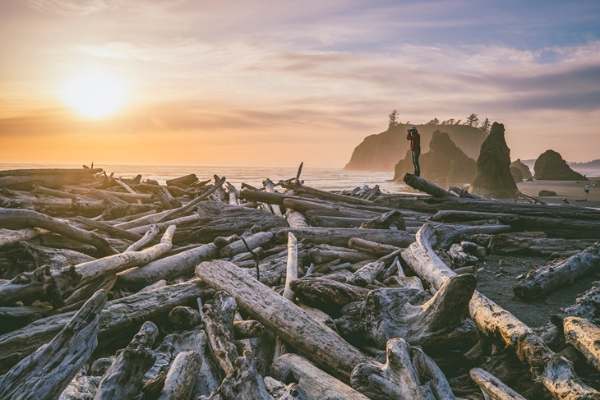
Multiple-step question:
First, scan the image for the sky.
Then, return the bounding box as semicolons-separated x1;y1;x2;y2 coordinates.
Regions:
1;0;599;168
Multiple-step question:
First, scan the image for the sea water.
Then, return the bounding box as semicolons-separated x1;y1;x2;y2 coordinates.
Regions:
0;163;413;193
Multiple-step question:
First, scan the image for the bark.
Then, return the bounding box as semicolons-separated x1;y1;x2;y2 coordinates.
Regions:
0;290;107;400
0;208;116;255
351;338;455;400
94;321;159;399
514;243;600;300
271;353;369;400
469;368;526;400
274;227;414;248
401;222;600;399
564;316;600;373
195;260;372;383
157;350;202;400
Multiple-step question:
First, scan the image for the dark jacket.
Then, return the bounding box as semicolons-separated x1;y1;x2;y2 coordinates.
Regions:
407;131;421;151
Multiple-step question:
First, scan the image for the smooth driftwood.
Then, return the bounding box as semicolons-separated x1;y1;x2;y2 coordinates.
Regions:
195;260;372;382
271;353;369;400
513;242;600;300
401;222;600;400
285;208;309;228
274;227;414;248
156;176;226;223
94;321;158;400
0;290;107;400
403;173;456;198
0;208;116;255
351;338;455;400
348;237;401;256
469;368;526;400
564;317;600;373
125;224;160;252
157;350;202;400
0;228;39;249
73;216;143;242
0;279;208;374
116;243;219;290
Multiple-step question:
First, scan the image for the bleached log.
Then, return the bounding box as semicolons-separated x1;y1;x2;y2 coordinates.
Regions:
156;176;226;223
0;228;39;249
351;338;455;400
403;173;456;198
73;215;143;241
158;185;182;209
0;279;208;374
513;243;600;300
348;237;401;256
0;208;116;255
263;179;283;216
308;214;369;228
281;181;375;206
308;245;374;264
94;321;158;399
285;208;309;228
469;368;527;400
275;227;414;248
195;260;372;382
157;350;202;400
113;209;172;230
346;260;385;287
125;224;160;252
401;222;600;399
271;353;368;400
219;232;274;258
32;185;79;199
128;214;201;235
0;290;106;400
564;316;600;372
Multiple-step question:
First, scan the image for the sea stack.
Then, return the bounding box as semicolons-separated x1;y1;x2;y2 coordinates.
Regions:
534;150;588;181
469;122;518;199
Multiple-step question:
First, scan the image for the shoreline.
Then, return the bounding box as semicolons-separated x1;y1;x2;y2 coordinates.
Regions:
517;177;600;208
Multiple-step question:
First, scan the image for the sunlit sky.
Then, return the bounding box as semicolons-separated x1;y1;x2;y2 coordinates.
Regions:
1;0;599;167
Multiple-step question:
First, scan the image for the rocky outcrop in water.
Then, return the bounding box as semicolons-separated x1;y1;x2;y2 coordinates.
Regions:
534;150;588;181
392;130;476;184
469;122;518;199
344;124;486;171
510;159;533;182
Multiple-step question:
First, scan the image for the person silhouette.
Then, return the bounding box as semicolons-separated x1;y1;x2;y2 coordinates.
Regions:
406;126;421;177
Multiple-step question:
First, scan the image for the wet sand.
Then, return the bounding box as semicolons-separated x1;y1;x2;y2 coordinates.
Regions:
516;177;600;208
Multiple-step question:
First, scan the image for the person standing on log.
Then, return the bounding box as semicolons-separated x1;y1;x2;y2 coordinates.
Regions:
406;125;421;177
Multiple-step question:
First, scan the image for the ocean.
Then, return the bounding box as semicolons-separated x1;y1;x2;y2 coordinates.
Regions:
0;163;411;194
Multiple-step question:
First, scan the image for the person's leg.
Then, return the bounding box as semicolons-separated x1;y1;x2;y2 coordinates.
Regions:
412;150;421;177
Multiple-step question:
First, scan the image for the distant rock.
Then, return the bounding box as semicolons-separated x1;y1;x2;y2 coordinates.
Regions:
534;150;588;181
392;130;476;184
538;190;557;196
344;124;486;172
510;159;533;181
510;166;523;183
469;122;518;199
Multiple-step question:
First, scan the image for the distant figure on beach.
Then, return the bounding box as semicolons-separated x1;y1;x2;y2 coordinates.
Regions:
585;184;590;194
406;125;421;177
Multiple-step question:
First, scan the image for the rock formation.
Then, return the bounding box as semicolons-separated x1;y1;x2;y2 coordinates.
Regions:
392;130;476;184
510;159;533;182
534;150;588;181
344;124;486;171
469;122;518;199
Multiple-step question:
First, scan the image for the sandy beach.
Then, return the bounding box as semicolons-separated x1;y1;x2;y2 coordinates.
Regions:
517;177;600;208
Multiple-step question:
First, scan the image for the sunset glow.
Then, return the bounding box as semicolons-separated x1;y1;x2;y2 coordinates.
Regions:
60;72;126;118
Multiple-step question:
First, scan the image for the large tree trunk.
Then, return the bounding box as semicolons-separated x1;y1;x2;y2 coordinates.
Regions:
401;222;600;400
0;290;107;400
403;173;457;198
564;316;600;373
195;260;372;383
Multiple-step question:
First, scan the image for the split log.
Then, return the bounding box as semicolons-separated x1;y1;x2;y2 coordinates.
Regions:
0;290;107;400
0;228;39;249
195;260;372;382
564;316;600;372
271;353;368;400
157;350;202;400
469;368;526;400
0;279;209;374
513;242;600;300
94;321;159;399
0;208;116;255
116;243;219;290
401;222;600;399
351;338;455;400
403;173;456;198
274;227;414;248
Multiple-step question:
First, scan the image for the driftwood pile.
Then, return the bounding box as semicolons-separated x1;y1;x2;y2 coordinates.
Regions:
1;166;600;399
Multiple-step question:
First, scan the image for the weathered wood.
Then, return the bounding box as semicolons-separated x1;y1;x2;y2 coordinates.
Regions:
514;243;600;300
564;316;600;373
271;353;368;400
94;321;158;399
0;290;106;400
0;228;39;249
73;215;143;241
274;227;414;248
156;176;226;222
156;350;202;400
483;233;596;257
351;338;455;400
128;214;201;235
347;237;401;256
202;291;239;376
0;279;208;374
290;277;369;310
285;208;309;228
360;210;406;230
169;306;202;330
195;260;372;382
401;222;600;399
0;208;116;255
308;245;374;264
125;224;160;252
469;367;526;400
346;260;385;287
219;232;274;259
404;173;456;198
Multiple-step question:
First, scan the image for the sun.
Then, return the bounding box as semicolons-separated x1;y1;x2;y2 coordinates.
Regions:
61;72;126;118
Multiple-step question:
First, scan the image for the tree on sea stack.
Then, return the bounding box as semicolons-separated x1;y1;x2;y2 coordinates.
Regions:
469;122;518;199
